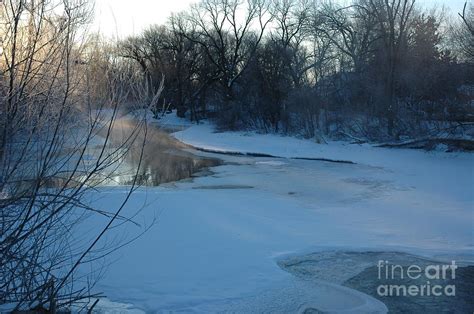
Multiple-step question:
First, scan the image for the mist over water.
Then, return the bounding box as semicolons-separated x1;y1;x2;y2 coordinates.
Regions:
102;115;221;186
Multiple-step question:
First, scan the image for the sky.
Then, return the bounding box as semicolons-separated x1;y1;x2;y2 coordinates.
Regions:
92;0;468;38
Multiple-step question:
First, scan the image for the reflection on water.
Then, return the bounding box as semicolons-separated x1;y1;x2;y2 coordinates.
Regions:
99;117;221;186
117;147;221;186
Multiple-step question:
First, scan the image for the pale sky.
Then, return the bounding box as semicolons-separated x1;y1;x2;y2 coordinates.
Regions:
92;0;468;38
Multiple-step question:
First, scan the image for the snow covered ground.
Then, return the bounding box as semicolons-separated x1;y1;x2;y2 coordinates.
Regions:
86;113;473;312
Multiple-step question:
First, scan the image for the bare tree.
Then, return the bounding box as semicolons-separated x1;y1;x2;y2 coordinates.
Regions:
459;1;474;36
120;36;154;99
183;0;272;101
454;2;474;62
270;0;314;87
0;0;151;311
316;2;378;74
365;0;416;136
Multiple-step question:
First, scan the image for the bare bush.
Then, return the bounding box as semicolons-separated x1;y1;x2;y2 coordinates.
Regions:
0;0;151;311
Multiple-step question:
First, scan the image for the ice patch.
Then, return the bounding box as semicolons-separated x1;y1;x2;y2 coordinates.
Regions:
91;298;145;314
256;160;287;166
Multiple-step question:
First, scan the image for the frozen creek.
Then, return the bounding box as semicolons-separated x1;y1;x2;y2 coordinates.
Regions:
84;117;473;313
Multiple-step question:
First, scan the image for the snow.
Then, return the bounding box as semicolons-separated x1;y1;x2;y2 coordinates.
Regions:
87;181;389;313
173;119;474;228
152;111;193;128
91;299;145;314
83;112;473;312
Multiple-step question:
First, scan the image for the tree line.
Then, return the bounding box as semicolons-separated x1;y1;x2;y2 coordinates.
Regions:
120;0;474;141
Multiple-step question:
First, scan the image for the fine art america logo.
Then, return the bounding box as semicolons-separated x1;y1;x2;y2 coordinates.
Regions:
377;260;457;297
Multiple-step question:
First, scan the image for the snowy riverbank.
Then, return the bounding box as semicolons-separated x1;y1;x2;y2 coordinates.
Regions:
88;113;473;312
